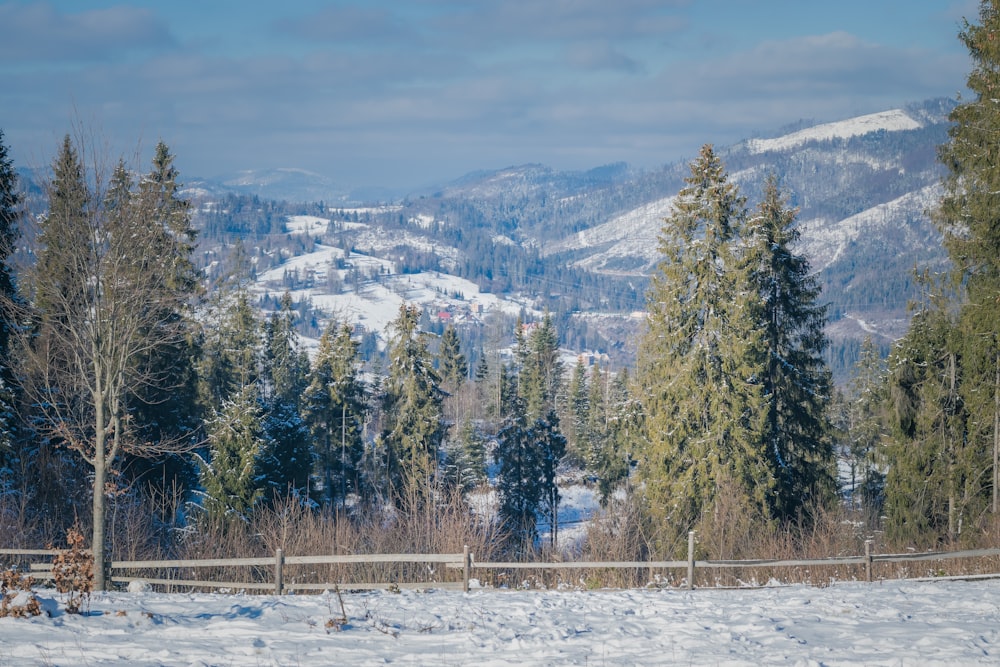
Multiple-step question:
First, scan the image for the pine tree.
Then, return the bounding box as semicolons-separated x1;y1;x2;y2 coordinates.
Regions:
21;135;200;588
0;131;22;459
380;304;444;501
258;293;312;502
883;300;970;544
741;176;835;519
198;383;266;523
121;142;202;496
438;325;468;392
302;319;366;506
496;395;542;553
585;361;608;474
934;0;1000;522
598;369;641;505
534;410;567;549
638;144;771;552
519;314;562;421
845;336;887;523
566;359;590;466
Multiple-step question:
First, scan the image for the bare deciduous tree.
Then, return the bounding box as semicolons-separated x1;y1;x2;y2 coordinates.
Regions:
6;132;199;589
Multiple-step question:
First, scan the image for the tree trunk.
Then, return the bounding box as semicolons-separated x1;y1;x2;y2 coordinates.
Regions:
993;348;999;514
93;391;107;591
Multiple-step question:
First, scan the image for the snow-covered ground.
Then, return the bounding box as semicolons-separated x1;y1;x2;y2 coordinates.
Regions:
5;579;999;665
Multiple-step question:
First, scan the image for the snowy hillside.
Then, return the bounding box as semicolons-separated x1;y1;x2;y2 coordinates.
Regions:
6;579;1000;664
254;215;534;349
746;109;922;154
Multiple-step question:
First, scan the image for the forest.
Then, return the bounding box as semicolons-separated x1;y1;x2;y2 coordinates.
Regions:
0;3;999;591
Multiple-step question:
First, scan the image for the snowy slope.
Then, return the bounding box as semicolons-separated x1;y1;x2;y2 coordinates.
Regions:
254;217;536;348
746;109;922;154
796;183;942;272
5;579;1000;665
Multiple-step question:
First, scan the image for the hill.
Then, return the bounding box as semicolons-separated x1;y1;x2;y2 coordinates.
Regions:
184;98;954;382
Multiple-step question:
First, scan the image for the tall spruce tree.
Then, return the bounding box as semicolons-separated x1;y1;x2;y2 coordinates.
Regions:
496;394;542;554
438;325;468;392
638;144;771;553
198;383;266;523
934;0;1000;522
741;177;835;519
258;293;312;502
21;135;199;588
381;304;445;501
121;141;202;496
302;319;366;506
846;336;887;523
883;298;969;544
0;131;21;459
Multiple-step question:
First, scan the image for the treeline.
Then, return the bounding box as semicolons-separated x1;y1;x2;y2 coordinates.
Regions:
0;3;997;585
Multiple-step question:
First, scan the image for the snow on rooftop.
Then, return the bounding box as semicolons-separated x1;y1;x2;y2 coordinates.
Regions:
747;109;922;154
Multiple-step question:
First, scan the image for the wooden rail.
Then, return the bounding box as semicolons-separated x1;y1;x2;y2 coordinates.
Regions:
4;539;1000;594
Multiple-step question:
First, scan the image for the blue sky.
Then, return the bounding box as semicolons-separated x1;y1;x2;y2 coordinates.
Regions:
0;0;978;192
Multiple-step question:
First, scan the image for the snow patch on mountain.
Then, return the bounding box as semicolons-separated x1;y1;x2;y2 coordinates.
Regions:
285;215;330;236
747;109;921;154
796;184;941;272
546;195;675;275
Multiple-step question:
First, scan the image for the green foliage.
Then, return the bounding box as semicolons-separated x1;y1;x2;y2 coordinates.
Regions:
198;383;266;522
0;131;21;457
742;177;836;518
878;1;1000;545
380;304;445;501
437;325;468;391
302;319;367;506
638;145;773;550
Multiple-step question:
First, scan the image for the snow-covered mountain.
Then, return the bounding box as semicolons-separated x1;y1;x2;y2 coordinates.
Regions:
189;98;955;380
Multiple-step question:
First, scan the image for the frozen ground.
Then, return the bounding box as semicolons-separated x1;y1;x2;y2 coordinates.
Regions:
3;578;999;665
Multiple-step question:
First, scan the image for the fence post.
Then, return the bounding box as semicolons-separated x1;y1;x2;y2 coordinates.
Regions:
865;540;873;583
275;548;284;595
687;530;696;590
463;545;471;593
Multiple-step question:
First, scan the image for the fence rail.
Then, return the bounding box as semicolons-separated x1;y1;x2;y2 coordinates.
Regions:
4;537;1000;594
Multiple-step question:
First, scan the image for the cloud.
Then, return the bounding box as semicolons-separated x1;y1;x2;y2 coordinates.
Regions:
566;42;643;73
433;0;688;43
273;5;416;46
0;2;173;63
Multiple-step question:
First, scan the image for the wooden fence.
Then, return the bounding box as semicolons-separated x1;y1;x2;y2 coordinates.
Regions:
4;534;1000;594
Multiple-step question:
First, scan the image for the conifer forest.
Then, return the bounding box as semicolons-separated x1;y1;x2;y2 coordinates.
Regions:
1;4;1000;588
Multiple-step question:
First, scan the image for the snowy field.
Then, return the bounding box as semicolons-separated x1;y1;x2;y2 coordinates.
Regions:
4;579;1000;665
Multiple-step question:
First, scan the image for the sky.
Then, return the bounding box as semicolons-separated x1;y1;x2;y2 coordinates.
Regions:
0;0;979;192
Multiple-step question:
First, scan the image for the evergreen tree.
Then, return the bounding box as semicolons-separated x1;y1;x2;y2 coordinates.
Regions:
198;383;266;522
638;144;771;552
585;361;608;473
438;324;468;392
258;293;312;502
741;176;836;519
21;135;199;588
883;300;970;544
933;0;1000;522
598;369;641;505
519;314;562;421
534;409;567;549
199;290;262;406
496;395;542;553
845;336;887;523
566;359;590;466
302;319;366;506
121;142;202;496
380;304;444;501
0;131;21;460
